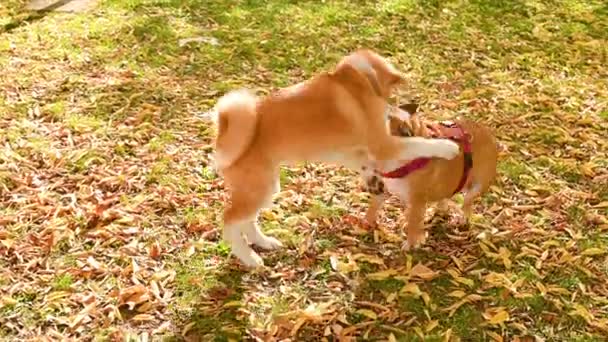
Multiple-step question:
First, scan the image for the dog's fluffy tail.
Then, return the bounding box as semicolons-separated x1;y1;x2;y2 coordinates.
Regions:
212;89;258;170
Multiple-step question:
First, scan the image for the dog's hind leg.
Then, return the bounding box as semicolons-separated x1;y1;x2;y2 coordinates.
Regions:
223;172;285;268
244;176;283;250
224;181;279;268
461;182;483;224
224;218;264;268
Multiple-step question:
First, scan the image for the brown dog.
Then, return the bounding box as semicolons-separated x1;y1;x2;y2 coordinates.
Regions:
361;103;498;250
210;50;461;268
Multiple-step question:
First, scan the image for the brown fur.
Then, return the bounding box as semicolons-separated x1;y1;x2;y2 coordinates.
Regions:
362;104;498;250
211;50;461;268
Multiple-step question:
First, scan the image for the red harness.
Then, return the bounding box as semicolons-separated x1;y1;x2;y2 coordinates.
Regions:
381;121;473;195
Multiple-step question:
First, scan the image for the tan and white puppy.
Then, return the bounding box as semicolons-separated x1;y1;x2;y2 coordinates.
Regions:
210;50;461;268
361;103;498;250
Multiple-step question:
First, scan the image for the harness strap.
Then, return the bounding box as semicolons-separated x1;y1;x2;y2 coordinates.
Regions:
380;121;473;195
380;157;431;178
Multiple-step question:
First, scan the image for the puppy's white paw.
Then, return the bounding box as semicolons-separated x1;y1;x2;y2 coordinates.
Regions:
226;232;265;268
235;248;265;269
245;225;284;250
254;235;284;250
401;231;428;251
430;139;460;159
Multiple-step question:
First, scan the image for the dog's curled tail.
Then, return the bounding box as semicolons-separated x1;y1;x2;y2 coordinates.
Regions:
212;89;258;170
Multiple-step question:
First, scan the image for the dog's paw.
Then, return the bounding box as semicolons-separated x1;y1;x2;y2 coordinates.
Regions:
238;250;265;269
449;214;468;227
430;139;460;159
401;231;428;251
364;212;379;229
229;241;265;268
255;235;284;250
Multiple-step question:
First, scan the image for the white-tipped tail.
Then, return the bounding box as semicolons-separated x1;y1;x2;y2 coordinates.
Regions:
213;89;258;170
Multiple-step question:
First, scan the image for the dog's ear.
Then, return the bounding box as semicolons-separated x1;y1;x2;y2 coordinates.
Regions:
387;70;405;86
341;49;407;97
333;57;383;97
399;103;419;115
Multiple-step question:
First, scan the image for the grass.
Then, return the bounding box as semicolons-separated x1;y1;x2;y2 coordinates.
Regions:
0;0;607;340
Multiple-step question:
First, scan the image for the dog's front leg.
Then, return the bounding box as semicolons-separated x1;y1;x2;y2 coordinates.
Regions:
365;194;386;228
367;118;460;161
378;136;460;161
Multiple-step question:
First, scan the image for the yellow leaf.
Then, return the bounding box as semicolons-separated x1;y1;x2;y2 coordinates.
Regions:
485;310;509;325
388;333;397;342
444;299;467;317
386;292;397;303
353;253;385;265
466;294;484;302
446;268;461;279
569;303;594;324
456;276;475;287
546;285;570;295
400;283;422;296
290;317;307;337
132;313;155;322
536;281;547;295
337;259;360;274
487;330;503;342
581;163;596;177
1;296;17;306
367;269;398;280
450;255;464;271
405;255;413;274
581;247;606;256
414;326;424;338
592;201;608;209
421;292;431;307
426;320;439;332
410;263;438;280
509;322;528;332
498;247;512;269
0;239;14;249
448;290;467;298
356;309;377;320
46;291;70;302
443;328;453;342
223;301;241;308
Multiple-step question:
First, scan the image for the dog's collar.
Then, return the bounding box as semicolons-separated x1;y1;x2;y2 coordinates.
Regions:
380;121;473;195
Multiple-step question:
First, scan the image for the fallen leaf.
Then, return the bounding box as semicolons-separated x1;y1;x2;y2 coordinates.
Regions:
410;263;438;280
484;309;510;325
426;320;439;332
366;269;398;280
355;309;377;320
400;283;422;297
581;247;606;256
131;314;155;322
592;201;608;209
